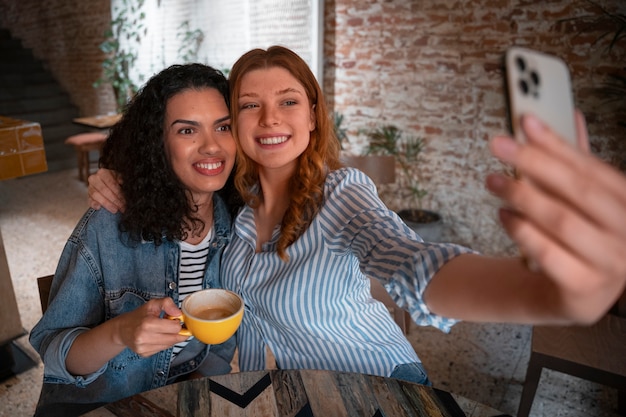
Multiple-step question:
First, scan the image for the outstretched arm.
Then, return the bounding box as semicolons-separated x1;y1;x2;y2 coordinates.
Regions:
424;113;626;325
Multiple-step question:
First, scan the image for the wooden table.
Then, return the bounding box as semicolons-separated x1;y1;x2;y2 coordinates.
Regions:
84;369;508;417
73;114;121;129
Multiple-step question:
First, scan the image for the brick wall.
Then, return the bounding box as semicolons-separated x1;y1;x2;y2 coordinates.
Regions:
325;0;625;254
0;0;624;255
0;0;116;115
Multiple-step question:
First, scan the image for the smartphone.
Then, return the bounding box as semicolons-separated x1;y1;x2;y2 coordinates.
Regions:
504;47;578;270
504;47;577;146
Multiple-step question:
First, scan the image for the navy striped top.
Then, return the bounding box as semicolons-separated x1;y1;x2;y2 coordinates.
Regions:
221;168;472;377
172;230;212;357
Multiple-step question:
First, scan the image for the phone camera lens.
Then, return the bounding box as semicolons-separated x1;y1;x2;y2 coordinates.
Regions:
515;56;526;72
518;79;529;95
530;70;540;87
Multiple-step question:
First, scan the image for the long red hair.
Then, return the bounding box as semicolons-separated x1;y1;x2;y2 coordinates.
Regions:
229;46;341;260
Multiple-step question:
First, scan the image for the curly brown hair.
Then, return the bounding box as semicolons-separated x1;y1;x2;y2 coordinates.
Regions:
100;63;242;245
229;46;341;260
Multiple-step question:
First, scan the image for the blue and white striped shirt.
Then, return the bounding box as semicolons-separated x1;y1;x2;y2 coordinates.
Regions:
221;167;472;377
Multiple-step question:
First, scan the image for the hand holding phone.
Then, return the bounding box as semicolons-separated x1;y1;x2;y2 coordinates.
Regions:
503;47;580;269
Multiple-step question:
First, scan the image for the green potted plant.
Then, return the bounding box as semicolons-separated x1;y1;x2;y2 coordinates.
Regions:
93;0;146;112
364;125;443;242
333;111;348;147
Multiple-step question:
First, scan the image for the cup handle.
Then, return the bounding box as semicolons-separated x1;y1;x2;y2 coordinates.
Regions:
165;314;192;337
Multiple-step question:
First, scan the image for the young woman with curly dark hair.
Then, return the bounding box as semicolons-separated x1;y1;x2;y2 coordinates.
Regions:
30;63;240;416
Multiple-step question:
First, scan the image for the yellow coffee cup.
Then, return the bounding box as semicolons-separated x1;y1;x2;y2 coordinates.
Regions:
168;288;244;344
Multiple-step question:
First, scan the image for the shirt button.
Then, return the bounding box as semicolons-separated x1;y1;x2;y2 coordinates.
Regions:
157;370;165;377
189;360;196;367
169;282;177;290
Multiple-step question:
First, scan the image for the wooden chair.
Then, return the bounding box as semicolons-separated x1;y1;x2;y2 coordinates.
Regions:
340;155;396;185
370;279;411;335
517;290;626;416
36;275;54;314
64;132;107;183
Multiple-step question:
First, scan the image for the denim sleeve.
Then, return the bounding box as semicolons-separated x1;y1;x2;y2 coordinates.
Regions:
30;210;109;387
41;328;107;387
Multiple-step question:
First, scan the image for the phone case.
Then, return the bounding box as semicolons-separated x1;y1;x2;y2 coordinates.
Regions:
505;47;577;146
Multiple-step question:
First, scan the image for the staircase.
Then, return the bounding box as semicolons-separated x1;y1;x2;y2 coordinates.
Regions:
0;28;87;173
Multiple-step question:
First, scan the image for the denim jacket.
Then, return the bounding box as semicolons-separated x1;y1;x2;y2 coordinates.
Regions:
29;194;234;415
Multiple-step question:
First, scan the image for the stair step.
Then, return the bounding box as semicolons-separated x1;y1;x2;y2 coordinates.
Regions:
0;60;46;73
0;38;23;50
0;48;34;60
7;107;79;129
0;95;73;114
0;72;56;85
43;124;90;143
0;84;64;100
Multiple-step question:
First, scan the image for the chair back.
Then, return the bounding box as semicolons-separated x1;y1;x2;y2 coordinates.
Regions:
340;155;396;185
610;288;626;318
370;279;410;335
517;287;626;416
37;275;54;314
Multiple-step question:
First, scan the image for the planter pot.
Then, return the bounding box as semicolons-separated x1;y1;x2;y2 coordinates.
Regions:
398;209;443;242
340;154;396;185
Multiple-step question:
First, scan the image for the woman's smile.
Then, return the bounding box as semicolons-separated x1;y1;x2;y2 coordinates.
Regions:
257;135;290;146
193;159;227;174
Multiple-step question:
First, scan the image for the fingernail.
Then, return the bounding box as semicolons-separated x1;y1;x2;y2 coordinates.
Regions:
522;114;546;137
498;207;514;222
490;136;518;162
485;173;507;191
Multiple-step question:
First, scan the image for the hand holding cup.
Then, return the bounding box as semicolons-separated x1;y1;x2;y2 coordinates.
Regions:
167;289;244;344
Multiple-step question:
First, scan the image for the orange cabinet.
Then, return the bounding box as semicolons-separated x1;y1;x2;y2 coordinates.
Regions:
0;116;47;180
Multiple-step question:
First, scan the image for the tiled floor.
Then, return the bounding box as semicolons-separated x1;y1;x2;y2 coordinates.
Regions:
0;169;621;417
